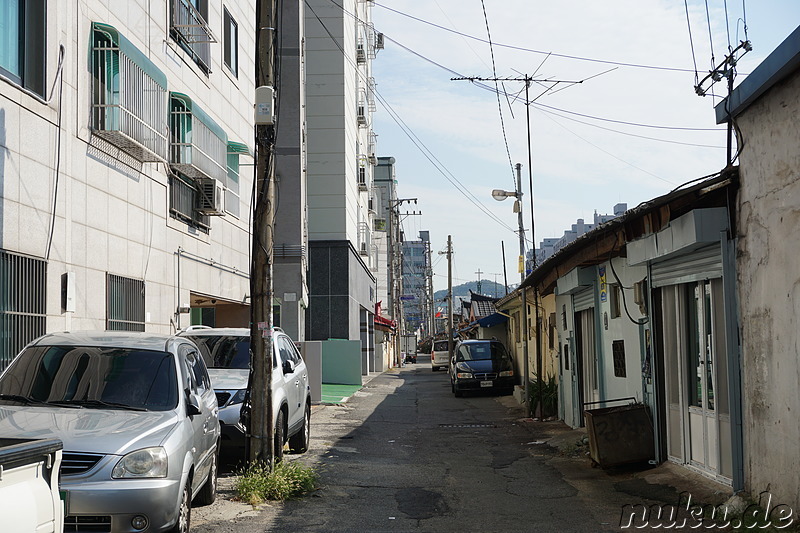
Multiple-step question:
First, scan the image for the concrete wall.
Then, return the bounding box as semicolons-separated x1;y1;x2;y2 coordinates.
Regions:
0;1;255;344
736;69;800;511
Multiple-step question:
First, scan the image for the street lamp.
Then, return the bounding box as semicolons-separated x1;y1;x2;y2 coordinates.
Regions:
492;163;529;409
492;164;525;284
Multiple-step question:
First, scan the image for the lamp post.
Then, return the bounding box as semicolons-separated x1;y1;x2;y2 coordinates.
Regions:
492;164;529;405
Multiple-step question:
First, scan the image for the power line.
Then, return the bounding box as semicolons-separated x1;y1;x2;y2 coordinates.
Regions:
384;33;723;133
479;0;516;190
371;1;701;73
305;0;522;239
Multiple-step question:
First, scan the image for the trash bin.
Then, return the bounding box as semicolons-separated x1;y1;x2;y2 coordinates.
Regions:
583;397;654;468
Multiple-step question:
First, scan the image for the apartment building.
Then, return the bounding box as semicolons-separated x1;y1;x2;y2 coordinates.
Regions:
304;0;381;370
0;0;256;368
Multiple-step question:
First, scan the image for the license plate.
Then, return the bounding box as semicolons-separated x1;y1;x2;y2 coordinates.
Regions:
480;380;493;388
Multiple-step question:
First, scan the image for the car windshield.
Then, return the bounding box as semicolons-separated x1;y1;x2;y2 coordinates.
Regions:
0;345;178;411
433;341;449;351
183;335;250;369
457;342;509;361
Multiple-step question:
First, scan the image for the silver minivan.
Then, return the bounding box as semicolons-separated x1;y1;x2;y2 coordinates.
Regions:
431;339;451;371
0;331;220;533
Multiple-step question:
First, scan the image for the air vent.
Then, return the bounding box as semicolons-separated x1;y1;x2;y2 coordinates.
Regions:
61;452;104;476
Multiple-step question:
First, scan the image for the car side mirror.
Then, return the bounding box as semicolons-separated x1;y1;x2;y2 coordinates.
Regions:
186;392;202;417
282;359;295;374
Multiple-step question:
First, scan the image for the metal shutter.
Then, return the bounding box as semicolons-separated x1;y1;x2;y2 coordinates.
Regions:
650;244;722;288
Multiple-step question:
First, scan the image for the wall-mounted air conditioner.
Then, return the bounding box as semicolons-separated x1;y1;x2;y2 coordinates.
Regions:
359;242;368;255
195;177;225;216
376;33;384;50
356;43;366;63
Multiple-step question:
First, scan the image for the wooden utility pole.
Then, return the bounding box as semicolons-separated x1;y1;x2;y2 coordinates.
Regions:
446;235;453;362
249;0;277;466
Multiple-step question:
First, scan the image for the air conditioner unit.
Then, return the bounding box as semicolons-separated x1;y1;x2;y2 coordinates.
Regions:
359;242;368;255
195;178;225;216
356;43;366;63
357;106;367;126
375;33;384;50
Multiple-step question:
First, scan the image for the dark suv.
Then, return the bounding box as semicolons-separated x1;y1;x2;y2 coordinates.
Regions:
449;339;515;397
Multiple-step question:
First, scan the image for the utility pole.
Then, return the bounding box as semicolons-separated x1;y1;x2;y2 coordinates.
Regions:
446;236;454;363
475;268;483;294
426;240;435;336
388;198;417;366
249;0;277;466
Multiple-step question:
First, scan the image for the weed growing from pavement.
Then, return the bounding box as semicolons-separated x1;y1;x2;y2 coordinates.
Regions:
235;460;319;504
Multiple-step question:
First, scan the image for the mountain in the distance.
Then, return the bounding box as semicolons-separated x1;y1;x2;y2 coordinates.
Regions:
433;280;511;306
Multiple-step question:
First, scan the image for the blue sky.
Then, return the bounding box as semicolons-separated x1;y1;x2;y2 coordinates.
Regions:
369;1;800;292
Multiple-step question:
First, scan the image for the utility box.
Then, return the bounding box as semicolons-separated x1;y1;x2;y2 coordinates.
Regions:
254;86;275;125
583;398;655;468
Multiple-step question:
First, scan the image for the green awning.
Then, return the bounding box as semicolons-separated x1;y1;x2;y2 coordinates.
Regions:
170;92;228;143
227;141;254;157
92;22;168;90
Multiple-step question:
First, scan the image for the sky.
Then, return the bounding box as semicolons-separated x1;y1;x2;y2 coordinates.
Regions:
367;0;800;293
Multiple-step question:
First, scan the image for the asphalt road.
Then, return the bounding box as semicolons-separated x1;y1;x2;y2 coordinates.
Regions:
191;356;617;532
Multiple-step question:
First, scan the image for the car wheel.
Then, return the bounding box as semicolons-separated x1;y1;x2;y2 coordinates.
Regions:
193;446;218;506
170;479;192;533
289;403;310;454
274;410;286;464
432;366;437;372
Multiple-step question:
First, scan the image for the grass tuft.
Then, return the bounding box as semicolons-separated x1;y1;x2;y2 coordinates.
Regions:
235;460;319;504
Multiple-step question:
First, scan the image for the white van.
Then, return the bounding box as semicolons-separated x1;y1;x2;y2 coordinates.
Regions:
431;339;451;371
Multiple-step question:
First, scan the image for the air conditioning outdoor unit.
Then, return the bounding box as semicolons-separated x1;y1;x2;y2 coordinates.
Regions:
195;177;225;216
357;106;367;126
356;43;366;63
375;33;384;50
359;242;368;256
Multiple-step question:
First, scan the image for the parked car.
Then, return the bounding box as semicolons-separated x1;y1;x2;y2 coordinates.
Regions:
431;339;450;371
0;331;220;533
449;339;515;397
178;326;310;460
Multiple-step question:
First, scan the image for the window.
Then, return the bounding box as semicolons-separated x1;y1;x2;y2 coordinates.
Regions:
91;23;169;162
548;313;556;350
225;152;241;218
106;274;145;331
563;343;569;370
223;7;237;77
169;174;211;232
612;340;626;378
170;0;213;73
0;250;46;370
0;0;46;98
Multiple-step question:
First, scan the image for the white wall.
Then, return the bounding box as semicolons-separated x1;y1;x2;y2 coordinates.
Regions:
0;0;256;333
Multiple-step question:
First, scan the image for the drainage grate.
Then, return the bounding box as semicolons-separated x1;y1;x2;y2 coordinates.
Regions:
439;424;497;428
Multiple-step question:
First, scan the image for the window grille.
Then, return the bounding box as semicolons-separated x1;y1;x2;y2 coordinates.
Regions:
91;23;168;162
106;274;145;331
0;250;46;370
612;340;626;378
169;174;210;232
170;0;214;72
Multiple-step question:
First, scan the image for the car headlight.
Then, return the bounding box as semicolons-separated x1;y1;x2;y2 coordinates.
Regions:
455;372;473;379
229;389;247;405
112;447;168;479
499;370;514;377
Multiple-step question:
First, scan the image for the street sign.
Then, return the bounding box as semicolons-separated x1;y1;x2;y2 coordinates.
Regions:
400;295;416;301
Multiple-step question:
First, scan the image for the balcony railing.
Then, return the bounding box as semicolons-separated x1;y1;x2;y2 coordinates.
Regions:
91;23;168;162
170;92;227;182
171;0;215;72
